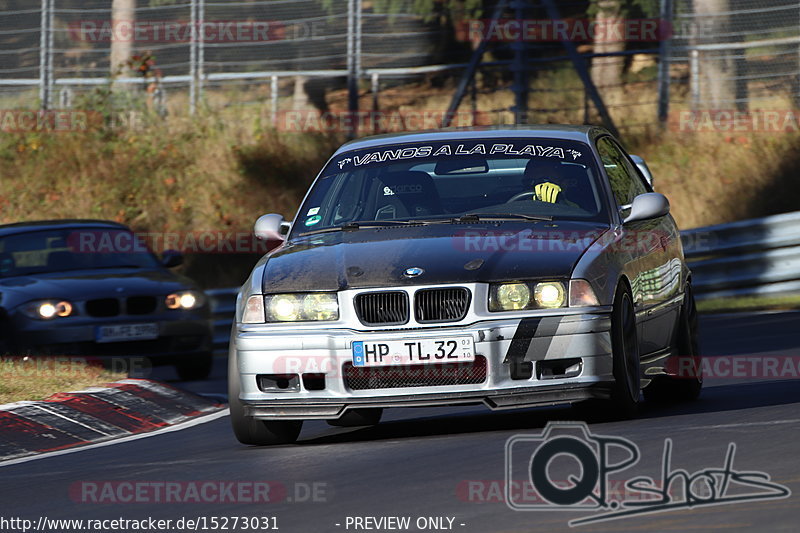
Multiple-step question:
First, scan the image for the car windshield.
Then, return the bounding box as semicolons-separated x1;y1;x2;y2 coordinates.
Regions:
0;227;161;278
291;138;607;236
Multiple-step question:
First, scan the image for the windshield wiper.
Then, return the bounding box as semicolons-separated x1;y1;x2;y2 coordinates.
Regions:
458;213;553;222
299;220;427;236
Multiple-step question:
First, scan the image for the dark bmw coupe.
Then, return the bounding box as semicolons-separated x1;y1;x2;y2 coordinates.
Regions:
0;220;213;380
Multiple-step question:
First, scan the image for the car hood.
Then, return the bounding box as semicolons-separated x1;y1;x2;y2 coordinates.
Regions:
0;268;194;305
261;221;609;292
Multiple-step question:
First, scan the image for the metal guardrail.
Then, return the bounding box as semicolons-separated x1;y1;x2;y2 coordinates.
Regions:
681;211;800;300
207;211;800;348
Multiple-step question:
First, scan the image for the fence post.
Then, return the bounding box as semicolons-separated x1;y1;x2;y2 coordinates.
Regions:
690;49;700;111
189;0;198;115
510;0;529;124
346;0;360;138
657;0;673;125
271;75;279;126
198;0;205;107
59;87;72;109
39;0;52;110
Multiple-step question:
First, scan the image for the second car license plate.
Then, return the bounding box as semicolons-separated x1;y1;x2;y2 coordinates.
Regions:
96;323;159;343
352;336;474;367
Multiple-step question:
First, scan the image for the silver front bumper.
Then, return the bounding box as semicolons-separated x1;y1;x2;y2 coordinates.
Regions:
234;312;614;420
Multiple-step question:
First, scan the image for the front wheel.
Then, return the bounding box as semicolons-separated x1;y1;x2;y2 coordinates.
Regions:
228;341;302;446
609;285;641;417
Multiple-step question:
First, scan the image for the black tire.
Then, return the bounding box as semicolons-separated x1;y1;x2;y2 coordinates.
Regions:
176;351;214;381
609;284;641;418
228;340;302;446
327;408;383;427
644;284;703;403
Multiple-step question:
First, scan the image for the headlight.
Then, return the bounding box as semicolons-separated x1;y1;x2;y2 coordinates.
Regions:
489;282;566;311
534;282;566;309
165;290;205;310
491;283;531;311
22;300;74;320
263;293;339;322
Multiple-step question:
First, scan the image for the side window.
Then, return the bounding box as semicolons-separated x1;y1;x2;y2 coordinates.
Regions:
596;137;647;207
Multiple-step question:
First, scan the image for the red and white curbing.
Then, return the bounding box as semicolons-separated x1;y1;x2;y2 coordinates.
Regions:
0;379;224;462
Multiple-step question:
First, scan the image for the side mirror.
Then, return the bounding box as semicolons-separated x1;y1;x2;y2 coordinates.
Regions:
254;214;291;241
623;193;670;224
630;154;654;188
161;249;183;268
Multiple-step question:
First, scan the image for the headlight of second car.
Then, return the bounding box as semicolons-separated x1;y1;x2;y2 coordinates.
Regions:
165;290;206;310
256;293;339;323
22;300;75;320
489;282;566;311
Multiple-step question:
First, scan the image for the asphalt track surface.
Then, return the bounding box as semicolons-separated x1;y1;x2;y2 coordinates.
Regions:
2;311;800;533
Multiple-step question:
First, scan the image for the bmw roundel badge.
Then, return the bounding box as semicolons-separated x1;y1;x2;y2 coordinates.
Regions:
404;267;425;278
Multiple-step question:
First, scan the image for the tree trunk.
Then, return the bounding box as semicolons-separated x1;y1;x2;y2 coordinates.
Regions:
110;0;135;80
694;0;747;110
591;0;625;105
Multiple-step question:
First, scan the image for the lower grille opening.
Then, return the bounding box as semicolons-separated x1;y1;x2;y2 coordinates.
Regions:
510;360;534;380
537;358;582;380
302;373;326;391
257;374;300;392
343;355;487;390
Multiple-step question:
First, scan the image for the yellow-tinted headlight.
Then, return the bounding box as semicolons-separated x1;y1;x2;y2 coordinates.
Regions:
534;282;566;308
302;293;339;321
493;283;531;311
267;294;301;322
263;293;339;322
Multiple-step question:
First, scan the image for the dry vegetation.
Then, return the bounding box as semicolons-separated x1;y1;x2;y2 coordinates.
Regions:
2;71;800;259
0;357;126;404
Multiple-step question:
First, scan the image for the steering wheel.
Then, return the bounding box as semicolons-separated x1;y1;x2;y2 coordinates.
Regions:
506;191;535;203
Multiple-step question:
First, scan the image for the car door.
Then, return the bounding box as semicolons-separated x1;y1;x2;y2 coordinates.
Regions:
596;136;665;355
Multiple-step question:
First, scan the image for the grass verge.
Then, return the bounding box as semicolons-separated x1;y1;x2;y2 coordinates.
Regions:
0;357;126;404
697;294;800;314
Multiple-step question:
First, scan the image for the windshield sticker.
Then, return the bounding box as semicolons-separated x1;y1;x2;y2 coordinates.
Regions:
306;207;320;216
341;143;571;169
304;215;322;227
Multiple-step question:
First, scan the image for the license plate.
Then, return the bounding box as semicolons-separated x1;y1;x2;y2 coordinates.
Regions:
96;323;159;343
352;336;474;367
